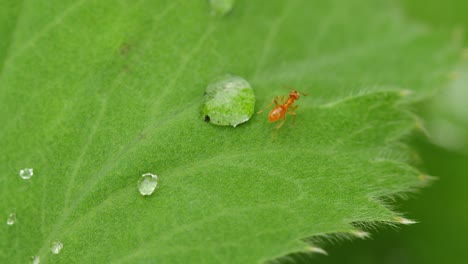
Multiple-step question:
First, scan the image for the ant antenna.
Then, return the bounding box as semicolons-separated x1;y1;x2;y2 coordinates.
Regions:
281;84;294;91
281;85;308;96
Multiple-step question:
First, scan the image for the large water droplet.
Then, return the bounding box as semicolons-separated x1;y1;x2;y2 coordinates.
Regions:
19;168;34;179
6;213;16;226
209;0;235;16
201;74;255;127
30;255;40;264
50;240;63;254
138;173;158;196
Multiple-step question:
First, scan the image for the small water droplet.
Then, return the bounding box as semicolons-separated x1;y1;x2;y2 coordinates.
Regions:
209;0;235;16
50;240;63;254
138;173;158;196
6;213;16;225
30;255;40;264
201;74;255;127
19;168;34;179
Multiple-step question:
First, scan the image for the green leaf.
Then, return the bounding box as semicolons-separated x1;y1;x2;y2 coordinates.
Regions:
0;0;460;263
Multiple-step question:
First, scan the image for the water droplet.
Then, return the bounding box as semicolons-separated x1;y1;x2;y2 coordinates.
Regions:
50;240;63;254
19;168;34;179
138;173;158;196
201;74;255;127
30;255;40;264
6;213;16;225
209;0;235;16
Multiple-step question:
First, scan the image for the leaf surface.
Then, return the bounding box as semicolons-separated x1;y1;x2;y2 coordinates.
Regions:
0;0;460;263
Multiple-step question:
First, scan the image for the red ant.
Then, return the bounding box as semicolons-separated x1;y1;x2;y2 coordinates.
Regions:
258;90;307;134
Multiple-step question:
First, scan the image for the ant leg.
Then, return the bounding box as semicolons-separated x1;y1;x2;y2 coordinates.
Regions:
257;96;281;114
271;129;278;139
272;117;285;139
257;101;273;114
274;96;282;105
288;105;298;125
288;111;297;125
272;116;286;139
281;95;287;104
275;116;287;130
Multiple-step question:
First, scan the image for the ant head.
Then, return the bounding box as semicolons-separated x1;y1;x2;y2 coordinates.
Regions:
289;90;300;100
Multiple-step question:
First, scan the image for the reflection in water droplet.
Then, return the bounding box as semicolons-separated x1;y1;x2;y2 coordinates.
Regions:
138;173;158;196
6;213;16;226
50;240;63;254
30;255;40;264
201;74;255;127
209;0;235;16
19;168;34;179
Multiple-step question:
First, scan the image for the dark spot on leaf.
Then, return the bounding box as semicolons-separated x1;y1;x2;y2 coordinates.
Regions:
122;64;131;73
120;43;131;56
204;115;210;122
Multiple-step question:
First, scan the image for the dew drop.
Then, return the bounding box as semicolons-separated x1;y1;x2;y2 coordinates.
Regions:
201;74;255;127
30;255;40;264
209;0;235;16
138;173;158;196
50;240;63;254
6;213;16;226
19;168;34;179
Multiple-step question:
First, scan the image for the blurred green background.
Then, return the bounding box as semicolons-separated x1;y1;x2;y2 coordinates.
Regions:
309;0;468;263
310;140;468;264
